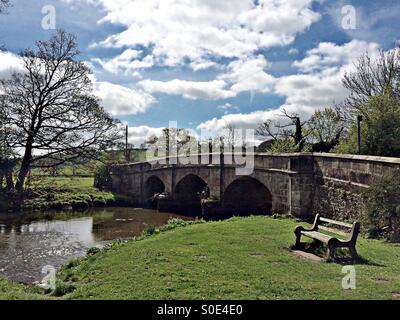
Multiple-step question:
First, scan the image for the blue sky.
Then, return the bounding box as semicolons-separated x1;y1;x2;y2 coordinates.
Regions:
1;0;399;145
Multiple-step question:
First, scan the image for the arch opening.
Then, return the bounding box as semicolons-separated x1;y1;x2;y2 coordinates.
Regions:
174;174;207;216
223;177;272;216
144;176;165;208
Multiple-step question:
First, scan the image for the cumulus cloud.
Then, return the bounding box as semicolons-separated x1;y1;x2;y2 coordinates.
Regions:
139;79;235;100
198;40;383;132
74;0;321;71
220;55;276;94
94;81;156;115
92;49;154;76
293;40;380;73
0;50;24;79
126;125;164;146
139;55;276;100
217;103;240;114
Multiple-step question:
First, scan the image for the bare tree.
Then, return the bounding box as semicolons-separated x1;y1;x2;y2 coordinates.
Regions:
0;0;11;14
0;30;121;192
256;109;308;152
343;48;400;118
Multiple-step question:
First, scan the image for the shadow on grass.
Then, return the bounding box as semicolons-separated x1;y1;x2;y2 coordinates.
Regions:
290;241;385;267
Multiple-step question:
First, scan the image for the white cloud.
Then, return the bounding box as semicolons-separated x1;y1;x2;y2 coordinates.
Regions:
217;103;240;114
77;0;321;71
197;105;316;133
92;49;154;76
0;50;24;79
139;55;276;100
126;125;164;146
220;55;276;94
95;81;155;115
139;79;235;100
293;40;380;73
198;40;383;133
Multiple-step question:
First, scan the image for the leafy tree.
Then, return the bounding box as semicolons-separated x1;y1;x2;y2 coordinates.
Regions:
147;127;198;158
336;92;400;157
342;48;400;118
362;170;400;242
307;107;345;152
256;108;346;153
0;30;121;192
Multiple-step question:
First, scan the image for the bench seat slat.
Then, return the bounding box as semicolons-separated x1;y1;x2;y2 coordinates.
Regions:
319;217;353;228
301;231;333;243
318;226;348;239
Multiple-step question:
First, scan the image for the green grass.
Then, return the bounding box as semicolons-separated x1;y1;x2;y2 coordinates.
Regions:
0;278;47;300
18;176;134;211
51;216;400;300
1;216;400;300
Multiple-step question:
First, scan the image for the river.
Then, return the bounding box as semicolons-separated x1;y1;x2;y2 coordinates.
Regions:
0;208;194;284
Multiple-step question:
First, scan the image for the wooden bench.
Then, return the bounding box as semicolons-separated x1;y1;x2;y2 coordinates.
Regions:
294;214;360;260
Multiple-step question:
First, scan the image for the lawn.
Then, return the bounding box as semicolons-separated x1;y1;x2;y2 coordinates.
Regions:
55;216;400;300
1;216;400;300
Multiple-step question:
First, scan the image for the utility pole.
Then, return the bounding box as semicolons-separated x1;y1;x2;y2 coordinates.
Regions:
357;115;363;155
125;125;129;162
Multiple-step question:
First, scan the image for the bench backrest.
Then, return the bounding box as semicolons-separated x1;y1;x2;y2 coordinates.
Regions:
312;214;360;242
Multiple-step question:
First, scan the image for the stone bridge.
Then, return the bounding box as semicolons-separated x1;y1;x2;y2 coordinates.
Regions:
109;153;400;219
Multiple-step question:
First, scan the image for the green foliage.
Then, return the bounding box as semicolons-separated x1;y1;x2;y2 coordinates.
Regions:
337;89;400;157
142;224;157;236
362;170;400;242
94;164;112;189
87;247;101;256
268;136;299;153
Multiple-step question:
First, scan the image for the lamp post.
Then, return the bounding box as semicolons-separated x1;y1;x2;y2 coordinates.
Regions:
357;115;363;155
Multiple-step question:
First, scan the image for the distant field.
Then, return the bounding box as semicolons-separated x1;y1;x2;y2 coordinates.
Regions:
29;149;148;178
28;176;95;190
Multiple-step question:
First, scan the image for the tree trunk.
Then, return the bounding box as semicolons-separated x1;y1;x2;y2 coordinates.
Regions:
15;141;33;193
5;168;14;192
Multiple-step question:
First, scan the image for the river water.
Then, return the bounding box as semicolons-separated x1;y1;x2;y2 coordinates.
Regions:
0;208;194;283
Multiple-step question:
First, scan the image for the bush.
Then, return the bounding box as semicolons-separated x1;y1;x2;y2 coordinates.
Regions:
94;164;112;189
142;224;157;236
362;170;400;242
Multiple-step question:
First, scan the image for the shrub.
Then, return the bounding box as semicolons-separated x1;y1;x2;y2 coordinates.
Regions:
142;224;157;236
362;170;400;242
87;247;101;256
94;164;112;189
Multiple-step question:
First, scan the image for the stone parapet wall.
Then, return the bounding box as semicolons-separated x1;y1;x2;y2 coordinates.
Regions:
109;153;400;219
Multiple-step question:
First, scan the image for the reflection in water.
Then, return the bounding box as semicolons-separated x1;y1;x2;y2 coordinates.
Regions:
0;208;193;283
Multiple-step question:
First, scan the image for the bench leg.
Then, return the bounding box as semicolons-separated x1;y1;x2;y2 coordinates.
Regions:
294;227;303;248
349;245;359;261
327;239;336;260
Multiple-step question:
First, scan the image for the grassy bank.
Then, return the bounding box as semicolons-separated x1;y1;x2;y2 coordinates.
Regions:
0;278;47;300
55;216;400;299
0;176;133;212
2;216;400;300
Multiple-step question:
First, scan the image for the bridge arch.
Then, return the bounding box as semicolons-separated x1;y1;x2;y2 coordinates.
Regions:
144;175;166;207
222;176;272;215
174;174;207;215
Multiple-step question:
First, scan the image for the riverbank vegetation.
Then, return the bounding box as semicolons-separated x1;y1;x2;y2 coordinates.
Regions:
0;176;135;212
2;216;400;300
